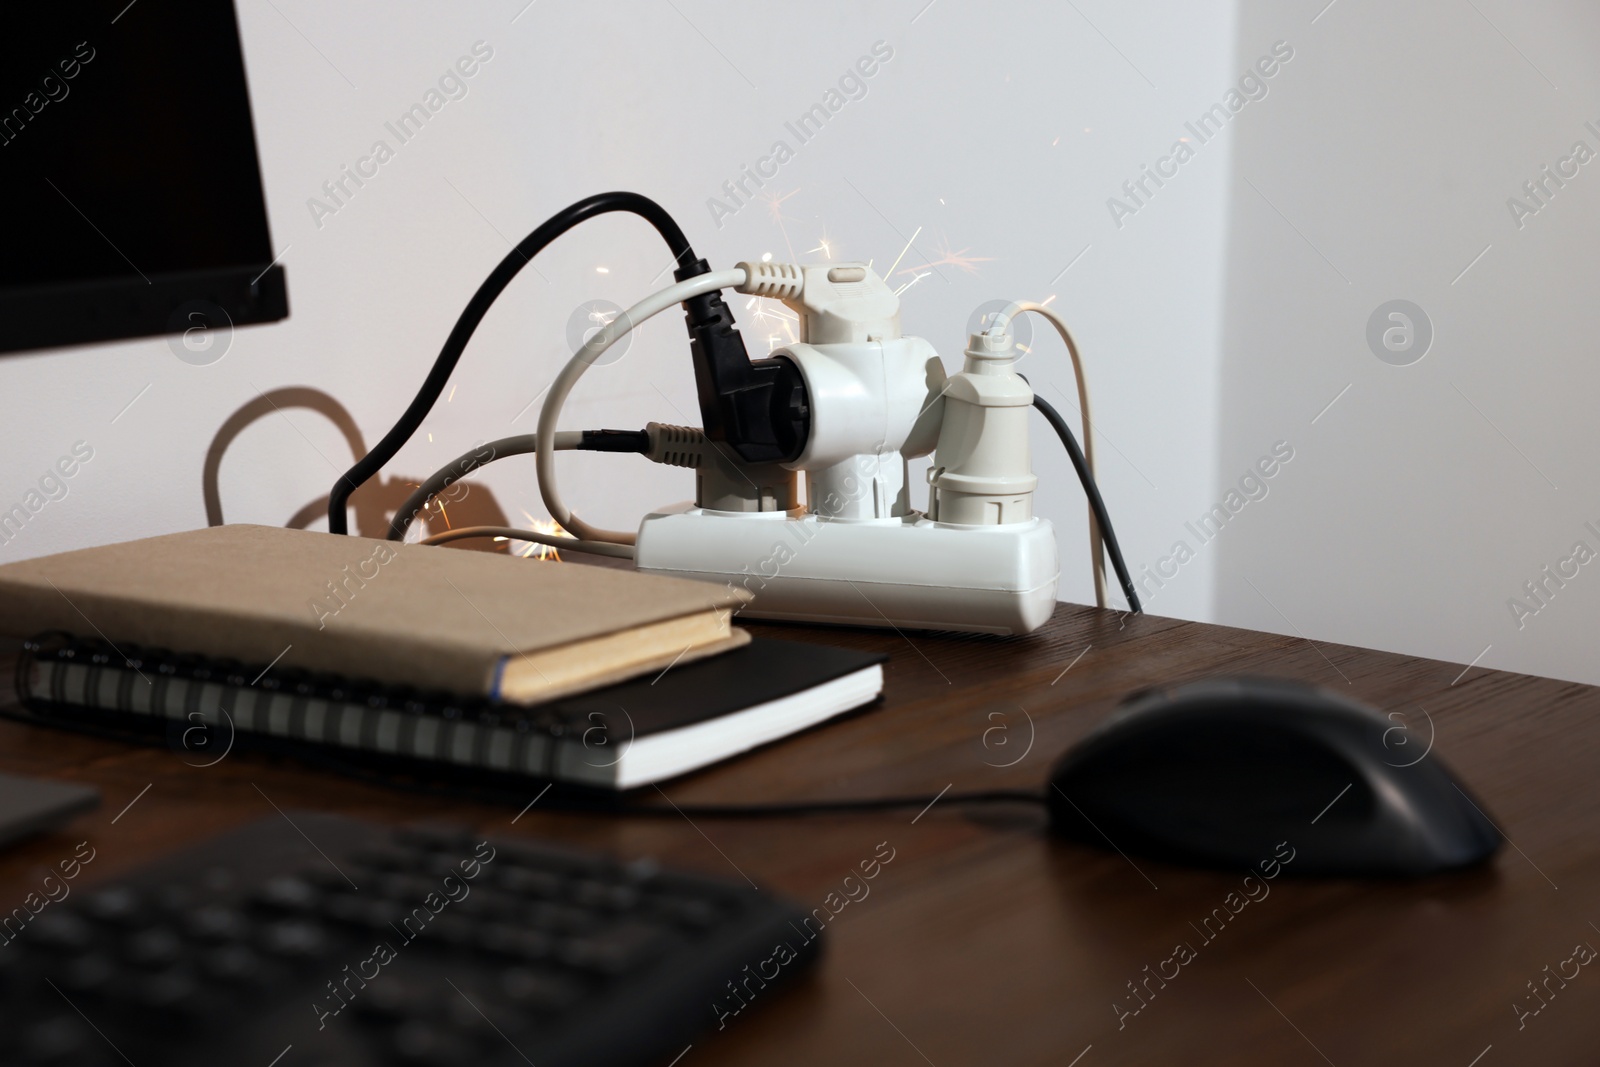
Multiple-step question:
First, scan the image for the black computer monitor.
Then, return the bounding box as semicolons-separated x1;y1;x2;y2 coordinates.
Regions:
0;0;287;355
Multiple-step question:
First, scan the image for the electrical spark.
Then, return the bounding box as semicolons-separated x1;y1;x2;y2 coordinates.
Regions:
804;236;833;259
748;304;799;353
581;302;620;332
749;300;798;323
760;188;801;223
893;271;932;297
896;237;995;276
747;296;799;352
759;189;802;261
516;512;572;561
885;225;922;280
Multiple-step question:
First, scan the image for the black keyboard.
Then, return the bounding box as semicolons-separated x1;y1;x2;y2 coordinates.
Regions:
1;814;821;1066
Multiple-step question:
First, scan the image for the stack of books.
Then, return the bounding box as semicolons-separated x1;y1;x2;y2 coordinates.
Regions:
0;525;884;790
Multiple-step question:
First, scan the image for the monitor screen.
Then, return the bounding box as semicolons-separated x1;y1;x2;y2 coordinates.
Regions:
0;0;287;355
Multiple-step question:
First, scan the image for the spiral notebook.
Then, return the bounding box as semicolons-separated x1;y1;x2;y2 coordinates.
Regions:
12;633;884;790
0;525;751;706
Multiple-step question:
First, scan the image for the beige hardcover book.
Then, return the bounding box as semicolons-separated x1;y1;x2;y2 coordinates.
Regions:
0;525;748;703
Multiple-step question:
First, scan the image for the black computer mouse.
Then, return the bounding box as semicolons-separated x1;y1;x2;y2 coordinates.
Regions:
1047;677;1502;877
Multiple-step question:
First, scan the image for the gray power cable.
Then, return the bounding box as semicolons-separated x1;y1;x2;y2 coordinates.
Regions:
388;432;581;542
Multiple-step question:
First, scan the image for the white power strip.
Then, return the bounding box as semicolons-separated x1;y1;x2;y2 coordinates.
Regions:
635;504;1059;635
632;261;1066;635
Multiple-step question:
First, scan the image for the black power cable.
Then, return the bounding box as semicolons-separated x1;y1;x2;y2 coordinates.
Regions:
1031;394;1143;614
329;192;698;535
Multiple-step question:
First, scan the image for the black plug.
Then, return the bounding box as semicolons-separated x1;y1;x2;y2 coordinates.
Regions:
675;258;809;464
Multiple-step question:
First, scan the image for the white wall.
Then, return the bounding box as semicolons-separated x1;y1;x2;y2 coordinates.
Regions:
0;0;1236;626
1213;0;1600;685
13;2;1595;682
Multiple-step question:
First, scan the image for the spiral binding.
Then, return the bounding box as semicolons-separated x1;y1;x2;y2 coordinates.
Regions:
15;632;600;781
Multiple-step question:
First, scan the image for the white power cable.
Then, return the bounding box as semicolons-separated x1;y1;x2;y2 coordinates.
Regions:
535;268;747;544
418;525;635;558
994;301;1106;609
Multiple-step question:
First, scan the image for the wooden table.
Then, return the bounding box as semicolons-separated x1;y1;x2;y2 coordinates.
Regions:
2;602;1595;1066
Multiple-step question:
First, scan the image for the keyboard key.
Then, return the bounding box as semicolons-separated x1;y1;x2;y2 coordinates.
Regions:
153;886;192;914
200;944;261;983
29;912;94;953
351;846;412;872
128;966;198;1009
390;1020;477;1065
186;906;248;943
352;978;419;1021
651;895;723;929
572;878;640;911
525;901;596;934
479;923;556;962
500;966;586;1012
374;873;434;902
21;1016;86;1062
123;928;183;968
394;826;472;854
498;866;564;899
55;953;115;994
253;876;319;911
83;888;145;927
561;922;668;975
259;919;327;957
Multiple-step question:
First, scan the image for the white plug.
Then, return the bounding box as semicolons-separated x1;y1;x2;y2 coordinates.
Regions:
925;325;1038;525
645;422;799;514
736;261;898;343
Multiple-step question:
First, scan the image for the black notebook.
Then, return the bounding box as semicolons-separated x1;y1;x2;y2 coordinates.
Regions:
14;634;884;790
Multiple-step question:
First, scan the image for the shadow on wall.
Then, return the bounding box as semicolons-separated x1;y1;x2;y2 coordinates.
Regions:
202;387;511;552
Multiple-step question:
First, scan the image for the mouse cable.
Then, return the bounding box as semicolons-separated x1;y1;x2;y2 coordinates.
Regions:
328;192;698;535
277;746;1049;818
0;701;1047;820
1031;393;1142;614
562;789;1047;818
